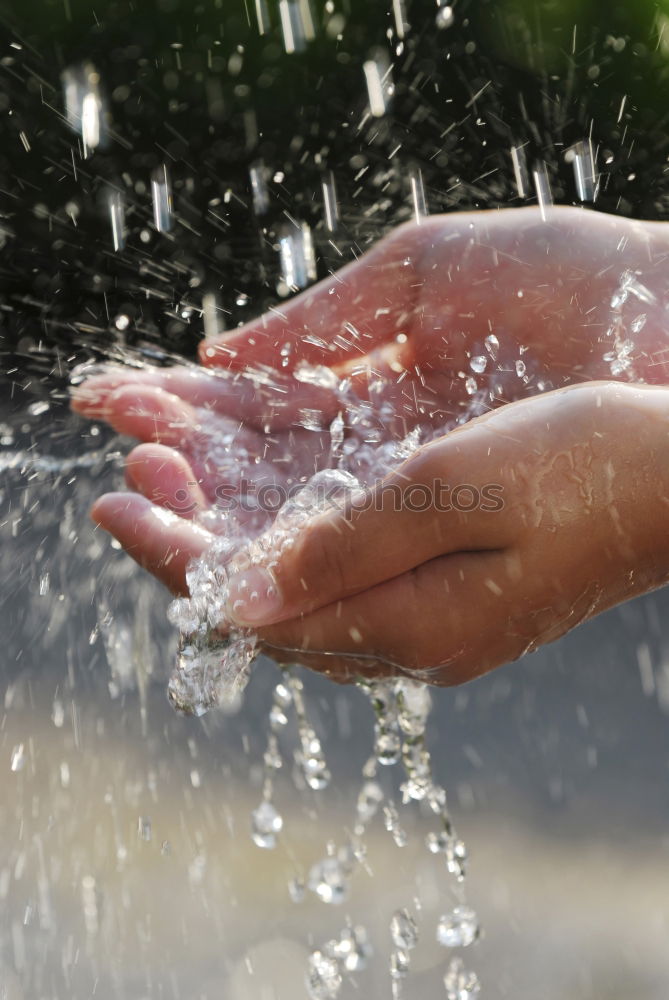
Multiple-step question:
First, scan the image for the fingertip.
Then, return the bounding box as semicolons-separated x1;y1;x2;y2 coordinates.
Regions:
90;491;151;529
124;443;207;518
104;384;196;444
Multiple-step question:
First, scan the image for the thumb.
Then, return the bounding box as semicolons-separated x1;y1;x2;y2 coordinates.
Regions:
223;456;462;628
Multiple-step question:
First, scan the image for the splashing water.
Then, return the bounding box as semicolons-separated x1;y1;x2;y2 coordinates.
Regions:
4;0;669;993
154;362;485;996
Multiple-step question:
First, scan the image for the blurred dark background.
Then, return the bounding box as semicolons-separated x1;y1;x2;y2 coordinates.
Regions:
2;0;669;371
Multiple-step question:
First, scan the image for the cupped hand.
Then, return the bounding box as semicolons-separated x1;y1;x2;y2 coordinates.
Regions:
202;205;669;421
77;380;669;684
220;382;669;684
71;205;669;684
71;364;339;593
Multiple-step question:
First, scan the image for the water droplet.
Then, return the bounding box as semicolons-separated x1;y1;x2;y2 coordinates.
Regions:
269;703;289;728
288;876;306;903
29;401;50;417
10;744;25;772
274;682;293;708
375;729;401;765
437;906;480;948
435;5;454;29
52;700;65;728
306;950;342;1000
384;802;408;847
446;838;468;880
484;333;500;357
390;908;418;950
251;800;283;849
331;925;372;972
426;830;452;853
307;855;349;904
278;220;317;290
427;784;448;814
137;817;152;842
108;190;125;251
390;947;411;979
470;355;487;374
515;360;526;378
151;164;173;233
443;957;481;999
296;730;331;790
356;780;384;824
397;680;432;736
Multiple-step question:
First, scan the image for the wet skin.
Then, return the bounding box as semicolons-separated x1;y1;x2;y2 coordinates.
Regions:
71;206;669;685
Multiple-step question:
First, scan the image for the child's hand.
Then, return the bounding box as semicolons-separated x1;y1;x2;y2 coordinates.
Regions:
230;382;669;684
81;382;669;684
71;206;669;683
71;365;338;593
200;206;669;414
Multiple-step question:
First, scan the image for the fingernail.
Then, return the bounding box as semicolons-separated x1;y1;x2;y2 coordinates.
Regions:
226;567;282;626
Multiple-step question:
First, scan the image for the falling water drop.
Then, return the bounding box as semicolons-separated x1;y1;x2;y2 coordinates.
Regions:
410;168;428;223
278;220;317;290
532;161;553;220
10;744;26;772
510;145;530;199
151;164;173;233
443;957;481;999
484;333;500;358
437;906;480;948
108;191;126;251
331;925;372;972
566;139;598;202
390;908;418;950
322;171;339;231
363;50;392;117
307;852;350;904
306;949;342;1000
435;4;454;29
251;800;283;849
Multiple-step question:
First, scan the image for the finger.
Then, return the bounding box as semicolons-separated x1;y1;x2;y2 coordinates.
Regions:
101;385;197;446
120;444;292;543
124;444;208;520
98;380;307;501
223;422;512;629
91;492;212;595
72;364;341;431
199;222;421;372
257;549;525;686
